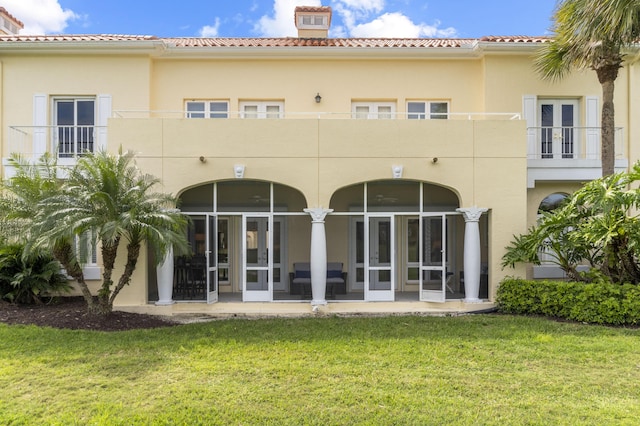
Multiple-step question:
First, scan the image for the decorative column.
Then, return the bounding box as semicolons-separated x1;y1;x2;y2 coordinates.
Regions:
155;246;175;306
456;206;488;303
304;208;333;306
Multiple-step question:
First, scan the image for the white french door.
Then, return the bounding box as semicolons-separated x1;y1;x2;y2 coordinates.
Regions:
366;216;395;301
242;216;284;301
420;214;447;302
206;215;218;303
351;216;395;301
539;99;578;159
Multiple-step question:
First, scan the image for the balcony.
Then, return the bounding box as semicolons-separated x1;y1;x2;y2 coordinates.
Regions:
527;126;627;187
5;125;106;160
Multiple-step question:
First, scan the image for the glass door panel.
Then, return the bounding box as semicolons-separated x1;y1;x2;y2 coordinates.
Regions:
243;216;271;301
207;215;218;303
420;214;446;302
366;216;394;301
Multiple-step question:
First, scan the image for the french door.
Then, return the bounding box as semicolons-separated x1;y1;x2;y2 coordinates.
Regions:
351;216;395;301
54;98;95;157
242;216;283;301
367;216;394;301
420;214;447;302
186;214;219;303
539;100;578;159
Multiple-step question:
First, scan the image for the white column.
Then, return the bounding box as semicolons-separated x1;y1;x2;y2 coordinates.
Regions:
304;208;333;306
456;206;488;303
155;246;175;305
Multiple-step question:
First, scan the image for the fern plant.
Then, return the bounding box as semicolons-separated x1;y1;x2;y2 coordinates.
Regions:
0;244;71;304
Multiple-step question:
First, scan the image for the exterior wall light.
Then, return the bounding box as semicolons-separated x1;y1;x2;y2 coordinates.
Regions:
234;164;245;179
315;93;322;103
392;165;403;179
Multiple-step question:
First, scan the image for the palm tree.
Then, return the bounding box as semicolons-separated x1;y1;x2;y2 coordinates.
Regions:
535;0;640;176
31;149;189;315
0;154;87;294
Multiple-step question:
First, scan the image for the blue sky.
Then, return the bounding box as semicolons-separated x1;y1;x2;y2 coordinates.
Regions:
5;0;559;38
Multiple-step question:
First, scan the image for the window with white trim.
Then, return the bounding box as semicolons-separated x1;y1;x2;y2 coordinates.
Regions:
239;101;284;119
351;102;396;119
185;100;229;118
54;97;95;157
407;101;449;119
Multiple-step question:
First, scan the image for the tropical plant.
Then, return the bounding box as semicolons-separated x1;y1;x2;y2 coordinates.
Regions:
535;0;640;176
0;244;71;304
29;149;189;315
0;153;88;301
503;162;640;284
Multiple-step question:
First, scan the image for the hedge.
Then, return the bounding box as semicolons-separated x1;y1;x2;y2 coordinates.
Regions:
496;278;640;326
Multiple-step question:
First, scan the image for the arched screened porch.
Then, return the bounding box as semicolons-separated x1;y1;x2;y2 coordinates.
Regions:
158;180;311;303
148;179;489;304
326;180;488;302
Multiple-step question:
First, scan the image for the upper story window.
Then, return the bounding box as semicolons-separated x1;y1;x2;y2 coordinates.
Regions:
407;101;449;119
185;100;229;119
54;98;95;158
351;102;396;119
301;15;326;26
239;101;284;119
538;99;578;159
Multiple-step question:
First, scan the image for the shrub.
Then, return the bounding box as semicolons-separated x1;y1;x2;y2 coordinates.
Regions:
0;244;71;304
497;277;640;326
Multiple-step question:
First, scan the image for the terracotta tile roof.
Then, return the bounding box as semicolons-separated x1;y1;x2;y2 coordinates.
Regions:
161;37;479;48
0;34;158;42
480;35;549;43
0;7;24;28
0;34;548;48
294;6;332;13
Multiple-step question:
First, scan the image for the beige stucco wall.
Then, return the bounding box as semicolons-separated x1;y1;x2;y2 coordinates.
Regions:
3;41;636;307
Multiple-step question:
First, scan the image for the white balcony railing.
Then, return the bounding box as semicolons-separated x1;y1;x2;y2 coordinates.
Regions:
527;126;624;161
112;110;522;120
7;125;104;158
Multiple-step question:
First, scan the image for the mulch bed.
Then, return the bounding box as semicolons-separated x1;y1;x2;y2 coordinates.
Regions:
0;297;178;331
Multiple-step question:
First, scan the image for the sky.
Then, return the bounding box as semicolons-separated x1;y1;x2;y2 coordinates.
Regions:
4;0;559;39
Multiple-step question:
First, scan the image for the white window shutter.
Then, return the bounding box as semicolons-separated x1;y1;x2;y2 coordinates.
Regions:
585;96;599;160
97;94;112;151
33;94;47;158
522;95;536;159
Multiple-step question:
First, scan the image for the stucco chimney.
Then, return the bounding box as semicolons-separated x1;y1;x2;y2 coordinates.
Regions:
294;6;332;38
0;7;24;35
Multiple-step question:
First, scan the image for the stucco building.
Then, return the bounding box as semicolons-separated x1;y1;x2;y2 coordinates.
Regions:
0;6;634;316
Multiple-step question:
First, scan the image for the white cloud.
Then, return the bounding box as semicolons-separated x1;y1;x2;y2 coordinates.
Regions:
350;12;457;38
335;0;385;14
3;0;78;35
199;18;221;37
254;0;322;37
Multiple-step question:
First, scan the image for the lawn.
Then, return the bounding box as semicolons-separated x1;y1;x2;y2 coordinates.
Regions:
0;314;638;425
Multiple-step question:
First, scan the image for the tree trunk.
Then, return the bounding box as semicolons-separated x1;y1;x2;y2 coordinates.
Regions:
52;240;95;310
596;65;619;176
109;241;141;305
95;237;120;316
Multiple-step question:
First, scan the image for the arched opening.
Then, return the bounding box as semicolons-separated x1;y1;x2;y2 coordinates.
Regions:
326;180;484;302
149;180;309;303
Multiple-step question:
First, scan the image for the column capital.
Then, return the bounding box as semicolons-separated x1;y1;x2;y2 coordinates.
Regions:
456;206;488;222
304;208;333;223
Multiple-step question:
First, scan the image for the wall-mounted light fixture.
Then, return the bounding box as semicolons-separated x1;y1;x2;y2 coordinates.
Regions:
315;93;322;103
234;164;245;179
199;156;207;163
432;157;438;163
392;165;403;179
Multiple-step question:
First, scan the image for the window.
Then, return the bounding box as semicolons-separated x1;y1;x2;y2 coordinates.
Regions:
185;101;229;119
538;99;578;159
407;101;449;119
298;14;327;27
351;102;396;119
54;98;95;157
239;101;284;119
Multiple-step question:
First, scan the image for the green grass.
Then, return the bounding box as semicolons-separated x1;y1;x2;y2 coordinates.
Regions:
0;314;639;425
